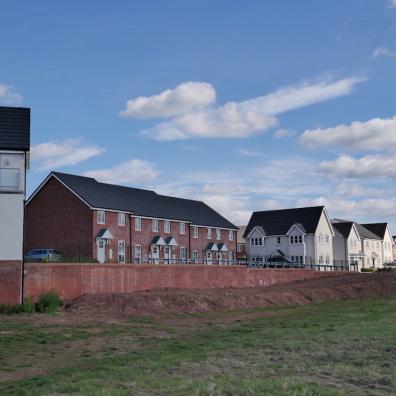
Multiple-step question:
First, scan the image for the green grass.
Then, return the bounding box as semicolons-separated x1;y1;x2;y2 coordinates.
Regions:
0;297;395;395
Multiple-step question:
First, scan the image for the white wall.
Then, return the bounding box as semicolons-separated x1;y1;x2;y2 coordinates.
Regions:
382;226;393;264
0;194;24;260
314;211;334;265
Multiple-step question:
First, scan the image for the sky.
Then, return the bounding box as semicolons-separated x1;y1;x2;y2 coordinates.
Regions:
1;1;396;229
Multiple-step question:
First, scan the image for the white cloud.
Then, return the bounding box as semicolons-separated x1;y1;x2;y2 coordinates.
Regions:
0;83;23;105
238;149;264;157
83;159;158;185
273;129;296;139
319;154;396;179
388;0;396;8
300;115;396;151
31;139;105;170
141;75;365;141
120;82;215;119
372;46;396;59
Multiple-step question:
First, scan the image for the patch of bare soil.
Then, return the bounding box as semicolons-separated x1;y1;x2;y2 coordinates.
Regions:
65;273;396;320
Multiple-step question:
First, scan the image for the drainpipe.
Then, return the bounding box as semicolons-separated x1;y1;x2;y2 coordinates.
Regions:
21;151;28;304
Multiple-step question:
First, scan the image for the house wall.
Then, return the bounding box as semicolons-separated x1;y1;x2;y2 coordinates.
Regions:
382;226;393;264
0;150;26;261
0;194;24;260
91;213;237;263
25;177;93;259
332;233;346;262
361;239;383;269
314;211;333;265
189;225;236;261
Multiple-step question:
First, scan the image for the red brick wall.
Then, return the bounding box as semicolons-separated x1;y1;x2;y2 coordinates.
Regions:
131;217;190;262
25;177;93;259
23;262;340;301
0;261;22;304
92;210;131;263
190;226;236;261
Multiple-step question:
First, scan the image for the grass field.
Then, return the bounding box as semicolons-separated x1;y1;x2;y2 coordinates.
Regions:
0;297;395;395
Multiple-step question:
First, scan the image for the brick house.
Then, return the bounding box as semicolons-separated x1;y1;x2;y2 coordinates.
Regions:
25;172;238;264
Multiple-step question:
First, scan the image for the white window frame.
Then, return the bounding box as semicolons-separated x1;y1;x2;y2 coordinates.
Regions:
179;222;185;235
193;226;199;239
135;217;142;231
180;246;187;259
135;244;142;259
118;212;126;226
97;210;105;225
207;227;212;239
228;230;234;241
216;228;221;240
164;220;171;233
118;240;126;263
325;235;329;243
237;244;242;252
192;250;198;260
152;219;159;232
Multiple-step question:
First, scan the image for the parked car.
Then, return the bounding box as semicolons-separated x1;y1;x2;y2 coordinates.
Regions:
24;249;61;262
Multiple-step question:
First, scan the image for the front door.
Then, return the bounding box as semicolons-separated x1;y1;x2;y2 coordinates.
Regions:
97;239;106;263
151;245;159;263
164;246;171;262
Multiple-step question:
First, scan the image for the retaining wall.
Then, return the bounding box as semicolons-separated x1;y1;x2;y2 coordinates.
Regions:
23;263;342;301
0;261;22;305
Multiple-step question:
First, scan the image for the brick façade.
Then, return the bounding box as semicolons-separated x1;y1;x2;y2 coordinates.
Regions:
26;177;237;263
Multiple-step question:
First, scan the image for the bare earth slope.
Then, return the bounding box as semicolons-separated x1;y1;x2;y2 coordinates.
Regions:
65;272;396;319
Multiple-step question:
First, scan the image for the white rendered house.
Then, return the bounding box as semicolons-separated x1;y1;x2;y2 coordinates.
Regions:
0;106;30;263
244;206;335;267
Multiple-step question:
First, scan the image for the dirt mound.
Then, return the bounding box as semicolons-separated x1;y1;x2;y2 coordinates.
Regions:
65;273;396;319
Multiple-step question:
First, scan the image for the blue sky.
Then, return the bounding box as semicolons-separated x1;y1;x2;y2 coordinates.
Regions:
1;1;396;228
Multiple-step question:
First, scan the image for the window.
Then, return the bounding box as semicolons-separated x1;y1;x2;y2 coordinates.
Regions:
366;241;369;249
290;236;294;244
152;219;159;232
118;240;126;263
325;235;329;243
229;251;233;262
192;250;199;260
97;211;105;224
180;246;187;259
291;256;295;262
299;256;304;264
135;245;142;259
325;254;330;265
179;222;185;234
193;226;199;238
228;230;234;241
118;212;126;226
164;220;171;233
319;255;323;264
250;238;255;247
298;235;303;244
259;238;263;246
207;228;212;239
0;153;24;192
237;244;242;252
135;217;142;231
277;237;281;244
318;234;323;243
216;228;221;240
206;251;212;260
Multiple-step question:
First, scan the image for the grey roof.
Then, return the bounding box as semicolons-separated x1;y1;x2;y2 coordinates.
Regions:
332;221;353;239
361;223;388;239
355;223;381;240
244;206;324;238
39;172;237;229
0;106;30;151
